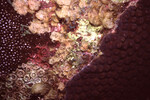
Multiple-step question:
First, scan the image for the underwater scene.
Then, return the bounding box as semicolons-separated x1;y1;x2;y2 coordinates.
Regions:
0;0;150;100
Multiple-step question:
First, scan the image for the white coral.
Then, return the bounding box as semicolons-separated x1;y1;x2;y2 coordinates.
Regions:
28;20;51;34
50;32;63;42
54;0;71;6
55;6;70;18
36;10;49;22
28;0;41;11
12;0;29;15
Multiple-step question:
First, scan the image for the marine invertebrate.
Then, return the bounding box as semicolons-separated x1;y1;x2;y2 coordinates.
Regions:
1;0;149;100
28;19;51;34
12;0;41;15
28;0;41;11
12;0;29;15
31;82;50;95
111;0;129;4
0;62;50;100
28;44;54;68
40;0;56;10
0;0;33;76
0;0;53;77
65;0;150;99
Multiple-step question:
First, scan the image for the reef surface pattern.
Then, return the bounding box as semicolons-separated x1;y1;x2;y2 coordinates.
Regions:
0;0;150;100
65;0;150;100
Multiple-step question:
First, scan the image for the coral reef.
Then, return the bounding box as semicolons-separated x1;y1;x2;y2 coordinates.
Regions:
1;0;150;100
0;0;54;77
12;0;41;15
111;0;129;4
0;0;33;76
0;62;65;100
65;0;150;100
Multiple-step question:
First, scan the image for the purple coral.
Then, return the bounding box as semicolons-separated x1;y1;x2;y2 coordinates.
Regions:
65;0;150;100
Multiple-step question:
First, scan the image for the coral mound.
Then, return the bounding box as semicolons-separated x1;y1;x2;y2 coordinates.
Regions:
65;0;150;100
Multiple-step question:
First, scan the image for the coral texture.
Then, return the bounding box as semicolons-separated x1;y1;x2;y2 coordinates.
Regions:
65;0;150;100
0;0;52;77
0;0;32;76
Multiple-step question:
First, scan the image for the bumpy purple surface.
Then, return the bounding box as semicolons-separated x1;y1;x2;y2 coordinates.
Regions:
65;0;150;100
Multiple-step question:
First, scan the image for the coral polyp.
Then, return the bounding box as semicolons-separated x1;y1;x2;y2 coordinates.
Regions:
28;44;55;68
1;0;149;100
